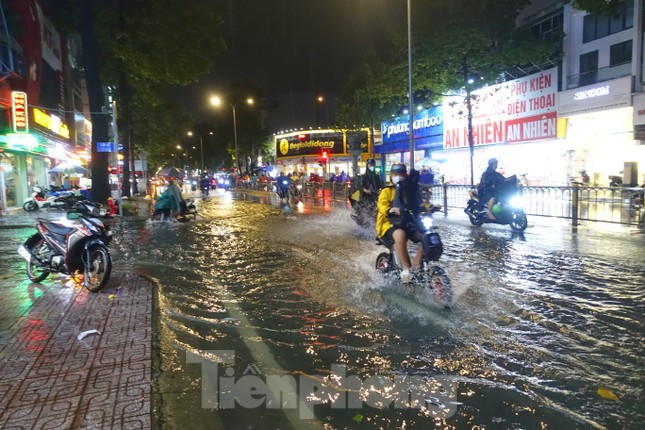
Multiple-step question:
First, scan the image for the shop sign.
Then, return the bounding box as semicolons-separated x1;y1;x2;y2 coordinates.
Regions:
1;133;40;152
11;92;28;133
36;3;62;71
443;68;558;149
275;130;344;158
558;76;631;117
381;106;443;144
633;93;645;126
33;108;70;139
97;142;115;152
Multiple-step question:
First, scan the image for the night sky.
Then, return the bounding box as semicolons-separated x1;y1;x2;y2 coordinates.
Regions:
182;0;405;120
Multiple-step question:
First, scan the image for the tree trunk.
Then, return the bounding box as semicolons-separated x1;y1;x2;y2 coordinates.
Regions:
79;0;110;204
117;0;131;197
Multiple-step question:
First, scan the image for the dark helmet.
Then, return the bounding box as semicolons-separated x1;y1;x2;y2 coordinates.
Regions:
390;163;407;175
367;158;376;166
488;157;498;166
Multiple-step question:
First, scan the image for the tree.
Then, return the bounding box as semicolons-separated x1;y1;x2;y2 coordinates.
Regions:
573;0;628;15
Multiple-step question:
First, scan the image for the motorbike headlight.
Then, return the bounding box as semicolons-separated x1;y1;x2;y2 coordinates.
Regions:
421;216;434;230
510;196;524;208
225;180;230;185
296;184;302;189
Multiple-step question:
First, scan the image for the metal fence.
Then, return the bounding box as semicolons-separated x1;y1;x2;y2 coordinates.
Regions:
235;179;644;227
428;184;644;227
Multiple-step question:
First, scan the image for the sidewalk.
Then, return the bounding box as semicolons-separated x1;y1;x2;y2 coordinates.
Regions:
0;272;153;429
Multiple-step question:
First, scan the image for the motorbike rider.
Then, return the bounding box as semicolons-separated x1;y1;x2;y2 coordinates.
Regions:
376;163;423;284
276;171;291;200
477;158;504;220
166;179;186;217
361;158;383;203
199;176;210;195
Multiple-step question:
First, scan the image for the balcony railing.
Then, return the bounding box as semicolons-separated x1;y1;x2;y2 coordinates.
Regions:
566;61;631;89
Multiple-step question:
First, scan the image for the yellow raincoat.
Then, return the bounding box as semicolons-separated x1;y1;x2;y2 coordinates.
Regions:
376;184;396;238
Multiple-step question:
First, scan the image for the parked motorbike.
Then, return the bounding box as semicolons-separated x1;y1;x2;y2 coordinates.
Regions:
464;175;528;232
568;170;590;186
22;186;73;211
375;206;452;307
17;201;113;292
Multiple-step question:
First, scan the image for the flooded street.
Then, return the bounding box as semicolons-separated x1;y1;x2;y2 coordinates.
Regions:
2;191;644;429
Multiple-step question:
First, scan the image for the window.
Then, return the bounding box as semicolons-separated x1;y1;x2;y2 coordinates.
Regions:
531;11;563;41
579;50;598;86
583;2;634;43
610;40;632;66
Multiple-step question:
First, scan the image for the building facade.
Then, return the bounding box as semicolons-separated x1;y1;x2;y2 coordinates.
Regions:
0;0;90;212
376;0;645;187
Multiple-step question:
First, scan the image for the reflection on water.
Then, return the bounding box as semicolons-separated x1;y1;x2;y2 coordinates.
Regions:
105;193;645;429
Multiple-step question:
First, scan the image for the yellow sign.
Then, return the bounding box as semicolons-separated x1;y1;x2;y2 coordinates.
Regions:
33;108;70;139
279;139;289;156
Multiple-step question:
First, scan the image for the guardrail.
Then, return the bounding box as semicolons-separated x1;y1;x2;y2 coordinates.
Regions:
234;179;644;227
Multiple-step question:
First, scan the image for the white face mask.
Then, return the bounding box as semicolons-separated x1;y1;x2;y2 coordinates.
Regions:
368;166;374;172
391;175;401;185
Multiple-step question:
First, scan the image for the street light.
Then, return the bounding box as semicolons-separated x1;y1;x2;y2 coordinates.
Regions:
187;131;205;173
176;145;188;174
210;95;254;172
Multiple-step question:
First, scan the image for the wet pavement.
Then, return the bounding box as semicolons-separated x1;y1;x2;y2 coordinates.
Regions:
1;192;644;429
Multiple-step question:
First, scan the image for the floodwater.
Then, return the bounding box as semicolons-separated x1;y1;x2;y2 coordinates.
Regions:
4;190;643;429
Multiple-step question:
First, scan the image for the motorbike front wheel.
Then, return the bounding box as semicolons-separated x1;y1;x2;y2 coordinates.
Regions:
26;238;50;283
428;266;452;307
510;211;528;232
83;245;112;292
23;200;38;211
375;252;392;274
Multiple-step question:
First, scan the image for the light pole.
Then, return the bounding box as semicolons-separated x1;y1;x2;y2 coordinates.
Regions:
210;96;254;172
407;0;415;170
176;145;188;175
187;131;203;173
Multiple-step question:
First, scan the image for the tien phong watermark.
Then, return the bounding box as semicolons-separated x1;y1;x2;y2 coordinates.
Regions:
187;350;459;420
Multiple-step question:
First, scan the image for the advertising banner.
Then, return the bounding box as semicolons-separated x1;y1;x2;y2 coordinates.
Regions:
36;3;62;71
443;68;558;149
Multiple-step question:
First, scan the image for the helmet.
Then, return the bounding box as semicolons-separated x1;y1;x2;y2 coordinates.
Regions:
367;158;376;166
390;163;407;174
488;158;498;166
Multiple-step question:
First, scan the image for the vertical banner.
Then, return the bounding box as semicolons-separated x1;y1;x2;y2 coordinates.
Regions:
11;91;28;133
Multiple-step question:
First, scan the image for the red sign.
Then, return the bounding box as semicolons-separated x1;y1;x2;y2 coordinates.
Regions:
11;91;28;133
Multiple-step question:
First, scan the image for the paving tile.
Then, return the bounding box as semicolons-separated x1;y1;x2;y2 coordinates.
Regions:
0;273;152;429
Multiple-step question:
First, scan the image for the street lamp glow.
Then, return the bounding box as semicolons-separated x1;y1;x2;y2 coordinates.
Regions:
317;95;324;102
176;145;182;150
210;95;255;172
187;131;193;137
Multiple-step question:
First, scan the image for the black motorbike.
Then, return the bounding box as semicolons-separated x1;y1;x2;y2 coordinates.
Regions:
290;182;303;203
348;187;378;228
17;201;113;292
464;175;528;232
375;206;452;307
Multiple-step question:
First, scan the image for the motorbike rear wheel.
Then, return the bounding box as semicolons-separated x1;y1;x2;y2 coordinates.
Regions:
83;245;112;292
26;238;50;283
375;252;392;274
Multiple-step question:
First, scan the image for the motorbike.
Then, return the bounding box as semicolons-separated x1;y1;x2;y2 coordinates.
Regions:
290;182;303;203
375;206;452;307
348;187;378;228
464;175;528;232
276;180;290;202
200;181;210;196
17;201;113;292
568;170;590;186
23;186;74;211
151;198;197;222
218;176;232;191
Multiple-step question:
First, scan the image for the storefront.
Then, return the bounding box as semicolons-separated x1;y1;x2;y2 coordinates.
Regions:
377;106;443;177
559;76;643;186
431;68;560;185
274;129;371;179
0;133;50;211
